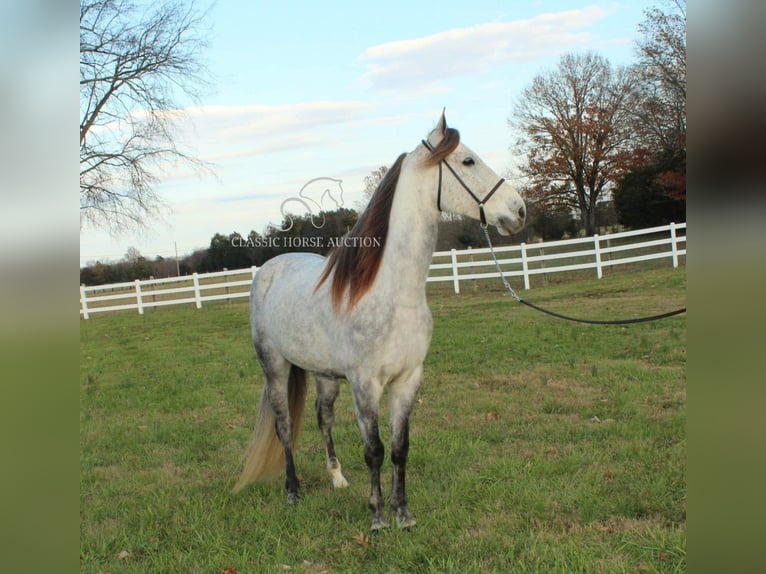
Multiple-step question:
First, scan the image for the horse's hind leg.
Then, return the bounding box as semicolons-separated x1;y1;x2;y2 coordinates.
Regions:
260;353;307;504
315;375;349;488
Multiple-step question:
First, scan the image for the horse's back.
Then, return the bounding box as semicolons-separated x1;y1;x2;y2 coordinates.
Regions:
250;252;337;368
251;251;326;303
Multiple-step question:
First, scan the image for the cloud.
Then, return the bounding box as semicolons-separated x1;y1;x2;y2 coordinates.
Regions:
83;100;371;192
151;100;371;181
184;100;370;141
358;5;613;92
199;133;324;163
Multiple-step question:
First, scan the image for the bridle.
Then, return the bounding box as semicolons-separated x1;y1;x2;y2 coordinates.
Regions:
421;139;505;228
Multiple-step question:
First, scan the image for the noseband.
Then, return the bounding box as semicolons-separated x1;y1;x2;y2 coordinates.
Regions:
421;139;505;228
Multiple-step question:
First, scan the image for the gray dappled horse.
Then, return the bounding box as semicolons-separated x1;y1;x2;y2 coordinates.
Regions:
234;112;526;531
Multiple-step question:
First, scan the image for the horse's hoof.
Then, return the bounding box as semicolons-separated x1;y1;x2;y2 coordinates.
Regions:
286;492;300;505
370;516;389;532
396;510;416;530
330;469;349;489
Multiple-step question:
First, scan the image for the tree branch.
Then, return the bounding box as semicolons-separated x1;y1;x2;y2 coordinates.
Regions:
80;0;212;231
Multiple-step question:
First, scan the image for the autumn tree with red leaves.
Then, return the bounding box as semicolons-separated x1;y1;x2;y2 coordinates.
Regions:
511;52;637;236
614;0;686;227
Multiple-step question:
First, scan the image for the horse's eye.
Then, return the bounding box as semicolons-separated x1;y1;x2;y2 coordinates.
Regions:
462;157;475;166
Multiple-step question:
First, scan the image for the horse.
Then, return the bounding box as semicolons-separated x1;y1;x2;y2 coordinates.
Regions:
233;112;526;531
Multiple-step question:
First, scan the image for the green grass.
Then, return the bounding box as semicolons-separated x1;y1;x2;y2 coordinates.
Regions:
80;267;686;573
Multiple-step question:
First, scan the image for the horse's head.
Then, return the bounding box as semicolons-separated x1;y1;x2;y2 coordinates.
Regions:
422;111;525;236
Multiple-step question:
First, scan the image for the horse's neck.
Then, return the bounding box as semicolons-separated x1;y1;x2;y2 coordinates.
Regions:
375;157;439;303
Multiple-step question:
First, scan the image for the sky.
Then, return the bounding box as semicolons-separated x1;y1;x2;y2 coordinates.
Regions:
79;0;658;267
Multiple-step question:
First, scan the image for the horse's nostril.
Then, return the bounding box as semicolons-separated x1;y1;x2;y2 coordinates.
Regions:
519;206;526;220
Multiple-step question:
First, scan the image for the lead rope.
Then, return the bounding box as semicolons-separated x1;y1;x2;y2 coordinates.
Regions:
480;225;687;325
481;225;522;302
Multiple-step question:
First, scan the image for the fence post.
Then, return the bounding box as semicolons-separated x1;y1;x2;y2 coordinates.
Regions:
135;279;144;315
669;222;679;268
251;265;258;279
538;240;547;288
593;234;603;279
520;243;530;290
604;237;612;269
450;248;460;294
468;246;477;292
80;284;89;320
192;272;202;308
223;267;230;302
149;276;156;310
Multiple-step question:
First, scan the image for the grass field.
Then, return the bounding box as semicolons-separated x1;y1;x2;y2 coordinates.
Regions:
80;267;686;573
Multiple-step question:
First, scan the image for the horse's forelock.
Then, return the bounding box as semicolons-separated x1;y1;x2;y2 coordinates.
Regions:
423;128;460;166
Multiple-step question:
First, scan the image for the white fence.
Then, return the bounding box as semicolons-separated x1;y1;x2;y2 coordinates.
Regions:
80;222;686;319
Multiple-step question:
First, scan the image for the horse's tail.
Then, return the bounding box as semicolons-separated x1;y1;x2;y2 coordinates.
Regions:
233;365;308;492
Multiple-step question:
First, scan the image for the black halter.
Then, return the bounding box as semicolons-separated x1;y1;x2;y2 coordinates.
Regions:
421;139;506;227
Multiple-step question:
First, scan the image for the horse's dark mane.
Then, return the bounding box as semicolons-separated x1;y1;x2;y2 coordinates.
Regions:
316;152;407;312
316;127;461;312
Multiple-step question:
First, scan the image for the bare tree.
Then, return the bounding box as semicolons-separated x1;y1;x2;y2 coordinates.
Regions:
511;52;637;235
633;0;686;155
80;0;210;231
355;165;388;211
124;246;143;262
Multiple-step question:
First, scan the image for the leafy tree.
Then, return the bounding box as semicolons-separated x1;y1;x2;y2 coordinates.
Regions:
152;255;179;278
79;265;100;285
79;248;156;284
613;149;685;228
80;0;210;231
527;202;579;241
200;232;253;271
180;249;207;275
311;207;358;248
632;0;686;160
613;1;686;228
511;52;637;236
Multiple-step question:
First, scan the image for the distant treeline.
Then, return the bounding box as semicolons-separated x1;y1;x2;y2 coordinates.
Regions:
79;196;680;286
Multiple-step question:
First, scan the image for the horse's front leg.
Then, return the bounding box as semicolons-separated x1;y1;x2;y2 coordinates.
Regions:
389;366;422;529
351;380;387;531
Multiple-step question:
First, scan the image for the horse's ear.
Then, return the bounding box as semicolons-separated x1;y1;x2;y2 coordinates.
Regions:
428;109;448;146
437;108;447;135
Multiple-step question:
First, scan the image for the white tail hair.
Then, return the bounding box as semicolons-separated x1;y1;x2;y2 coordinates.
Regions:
233;366;307;492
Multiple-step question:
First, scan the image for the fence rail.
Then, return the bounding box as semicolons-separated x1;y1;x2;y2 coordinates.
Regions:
80;222;686;319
